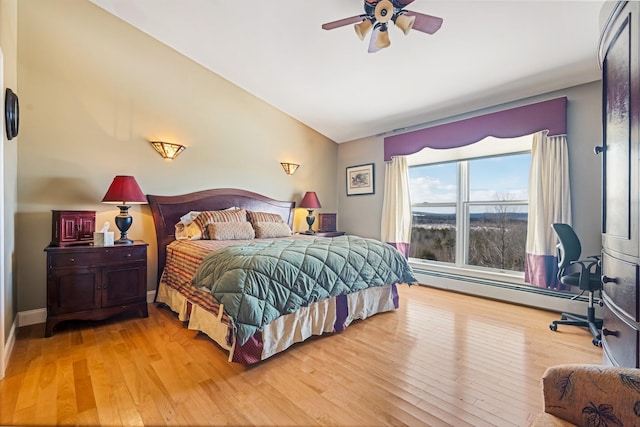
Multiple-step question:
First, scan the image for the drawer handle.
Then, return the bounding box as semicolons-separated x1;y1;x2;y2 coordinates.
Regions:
602;328;619;337
126;254;132;257
594;145;604;154
602;275;617;284
96;286;101;290
69;258;75;263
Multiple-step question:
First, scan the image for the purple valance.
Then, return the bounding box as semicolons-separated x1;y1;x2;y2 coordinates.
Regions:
384;97;567;161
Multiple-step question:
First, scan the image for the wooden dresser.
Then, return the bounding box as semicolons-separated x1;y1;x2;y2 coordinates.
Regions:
599;1;640;367
44;241;148;337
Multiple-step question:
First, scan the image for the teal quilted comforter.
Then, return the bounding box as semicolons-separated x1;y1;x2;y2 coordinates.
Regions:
192;235;417;345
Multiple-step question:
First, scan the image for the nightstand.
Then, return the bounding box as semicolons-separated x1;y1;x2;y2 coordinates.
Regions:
314;231;346;237
44;241;148;337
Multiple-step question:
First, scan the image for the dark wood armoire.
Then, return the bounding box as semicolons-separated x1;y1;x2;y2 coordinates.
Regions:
599;0;640;367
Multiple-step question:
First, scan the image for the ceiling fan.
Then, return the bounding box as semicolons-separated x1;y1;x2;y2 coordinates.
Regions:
322;0;443;53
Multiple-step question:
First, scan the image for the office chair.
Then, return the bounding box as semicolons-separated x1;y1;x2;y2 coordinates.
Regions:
549;223;603;346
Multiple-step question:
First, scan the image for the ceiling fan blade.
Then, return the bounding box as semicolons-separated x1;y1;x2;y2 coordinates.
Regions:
322;15;366;30
404;11;443;34
393;0;416;6
368;26;382;53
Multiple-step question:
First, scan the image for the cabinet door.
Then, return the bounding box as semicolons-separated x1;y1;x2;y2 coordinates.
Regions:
48;266;101;314
79;215;96;240
101;263;147;308
60;216;81;243
601;3;640;257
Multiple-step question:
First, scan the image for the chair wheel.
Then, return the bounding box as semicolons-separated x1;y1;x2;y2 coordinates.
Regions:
592;338;601;347
550;323;557;331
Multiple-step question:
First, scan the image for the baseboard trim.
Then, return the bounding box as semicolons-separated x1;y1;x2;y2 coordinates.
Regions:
2;318;16;379
17;308;46;327
17;290;157;327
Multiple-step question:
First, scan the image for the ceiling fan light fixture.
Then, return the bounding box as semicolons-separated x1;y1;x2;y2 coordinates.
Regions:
374;0;394;23
394;13;415;35
354;19;373;40
375;27;391;49
322;0;443;53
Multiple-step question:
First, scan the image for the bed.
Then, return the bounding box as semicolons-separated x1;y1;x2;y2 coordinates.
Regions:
148;188;416;363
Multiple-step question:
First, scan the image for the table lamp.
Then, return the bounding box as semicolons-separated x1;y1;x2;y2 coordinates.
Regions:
299;191;322;235
101;175;146;244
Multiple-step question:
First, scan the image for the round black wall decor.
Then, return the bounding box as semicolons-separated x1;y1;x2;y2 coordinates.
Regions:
5;88;19;140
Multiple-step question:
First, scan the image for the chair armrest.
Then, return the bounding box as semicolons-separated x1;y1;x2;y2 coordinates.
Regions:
567;258;601;289
568;258;599;270
540;364;640;426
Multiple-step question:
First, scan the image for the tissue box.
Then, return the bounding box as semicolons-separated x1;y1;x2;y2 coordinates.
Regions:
93;231;114;246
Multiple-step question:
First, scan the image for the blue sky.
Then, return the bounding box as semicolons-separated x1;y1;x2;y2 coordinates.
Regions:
409;152;531;205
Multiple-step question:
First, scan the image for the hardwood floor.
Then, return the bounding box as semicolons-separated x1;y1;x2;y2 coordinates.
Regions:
1;285;601;426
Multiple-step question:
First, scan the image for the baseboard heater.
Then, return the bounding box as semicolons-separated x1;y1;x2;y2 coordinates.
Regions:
411;267;594;313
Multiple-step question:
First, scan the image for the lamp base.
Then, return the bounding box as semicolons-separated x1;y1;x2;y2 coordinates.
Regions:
114;205;133;245
303;230;316;235
305;209;316;234
114;238;134;245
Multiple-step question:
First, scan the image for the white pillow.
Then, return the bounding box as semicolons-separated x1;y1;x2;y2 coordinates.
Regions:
180;211;201;225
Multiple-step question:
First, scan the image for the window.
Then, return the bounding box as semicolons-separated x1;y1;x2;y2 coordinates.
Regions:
410;162;457;262
408;136;532;274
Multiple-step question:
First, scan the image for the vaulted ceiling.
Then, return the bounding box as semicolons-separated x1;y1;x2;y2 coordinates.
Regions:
89;0;605;143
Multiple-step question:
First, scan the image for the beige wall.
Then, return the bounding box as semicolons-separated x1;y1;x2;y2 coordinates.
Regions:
2;0;18;355
337;136;384;240
337;81;603;257
16;0;337;312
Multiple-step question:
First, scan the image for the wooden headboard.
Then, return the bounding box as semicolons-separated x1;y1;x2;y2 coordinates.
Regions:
147;188;296;286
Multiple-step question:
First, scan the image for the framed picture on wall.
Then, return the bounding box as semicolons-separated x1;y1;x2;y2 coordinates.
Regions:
346;163;374;196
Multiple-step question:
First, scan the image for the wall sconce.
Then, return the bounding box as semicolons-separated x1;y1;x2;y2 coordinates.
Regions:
150;141;186;159
280;162;300;175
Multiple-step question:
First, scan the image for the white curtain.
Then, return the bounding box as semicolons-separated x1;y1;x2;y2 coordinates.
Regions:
381;156;412;257
524;131;572;288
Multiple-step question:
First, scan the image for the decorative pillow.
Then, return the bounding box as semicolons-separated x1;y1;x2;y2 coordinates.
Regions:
247;211;284;224
253;221;292;239
175;221;203;240
193;208;248;238
206;222;255;240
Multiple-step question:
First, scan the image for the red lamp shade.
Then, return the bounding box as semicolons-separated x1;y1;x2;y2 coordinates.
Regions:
299;192;322;209
101;176;147;205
